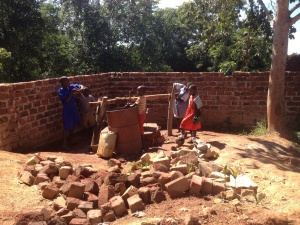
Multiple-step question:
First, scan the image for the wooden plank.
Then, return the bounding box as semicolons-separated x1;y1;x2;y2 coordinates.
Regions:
89;94;170;106
167;88;176;136
144;94;170;101
90;97;108;148
105;94;170;105
98;97;108;124
90;97;101;148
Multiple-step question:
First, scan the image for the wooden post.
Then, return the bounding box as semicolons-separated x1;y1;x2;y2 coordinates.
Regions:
90;96;108;149
98;96;108;125
167;88;176;136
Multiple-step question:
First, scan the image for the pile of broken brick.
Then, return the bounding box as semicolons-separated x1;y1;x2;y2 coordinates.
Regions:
16;141;258;225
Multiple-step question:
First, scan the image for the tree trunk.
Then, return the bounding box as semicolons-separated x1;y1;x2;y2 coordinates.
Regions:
267;0;290;133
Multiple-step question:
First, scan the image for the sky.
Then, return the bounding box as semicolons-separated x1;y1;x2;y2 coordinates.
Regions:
158;0;300;55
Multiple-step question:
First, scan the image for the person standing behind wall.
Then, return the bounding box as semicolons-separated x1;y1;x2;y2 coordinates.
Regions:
177;84;202;146
172;82;193;132
78;87;96;140
58;76;83;150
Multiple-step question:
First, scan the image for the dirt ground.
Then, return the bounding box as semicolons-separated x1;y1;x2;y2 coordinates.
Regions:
0;130;300;225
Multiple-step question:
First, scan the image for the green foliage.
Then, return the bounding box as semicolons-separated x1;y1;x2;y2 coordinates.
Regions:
219;61;238;75
223;165;228;174
139;161;149;171
131;161;137;171
250;119;268;135
0;0;45;82
0;0;274;82
0;48;11;78
187;164;194;173
255;192;266;205
229;167;239;189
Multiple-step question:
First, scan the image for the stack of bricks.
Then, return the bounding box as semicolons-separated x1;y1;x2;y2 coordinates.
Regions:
0;71;299;152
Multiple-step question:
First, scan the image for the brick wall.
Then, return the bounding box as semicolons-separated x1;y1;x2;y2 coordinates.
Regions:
0;72;299;152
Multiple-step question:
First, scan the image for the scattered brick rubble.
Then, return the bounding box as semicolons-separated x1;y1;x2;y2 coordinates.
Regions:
16;140;259;225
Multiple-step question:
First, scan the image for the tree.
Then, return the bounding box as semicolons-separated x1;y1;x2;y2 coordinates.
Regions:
38;1;75;78
0;0;45;82
0;48;11;80
177;0;272;74
258;0;300;133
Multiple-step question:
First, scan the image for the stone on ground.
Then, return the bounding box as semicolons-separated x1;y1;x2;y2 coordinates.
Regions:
189;175;202;196
127;194;145;213
98;185;115;207
68;182;85;198
138;187;151;204
201;177;213;195
42;185;59;199
87;209;103;224
19;171;35;186
165;177;190;198
59;166;72;180
109;196;127;217
69;218;87;225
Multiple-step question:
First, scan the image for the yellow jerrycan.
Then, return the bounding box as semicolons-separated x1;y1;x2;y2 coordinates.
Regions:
97;130;117;158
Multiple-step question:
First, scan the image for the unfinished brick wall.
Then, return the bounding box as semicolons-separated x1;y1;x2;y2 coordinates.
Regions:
0;72;299;152
0;74;111;152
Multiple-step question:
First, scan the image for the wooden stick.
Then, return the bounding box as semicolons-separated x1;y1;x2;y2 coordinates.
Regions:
98;97;108;124
105;94;170;105
144;94;170;101
90;97;101;148
89;94;170;106
90;97;108;148
167;88;176;136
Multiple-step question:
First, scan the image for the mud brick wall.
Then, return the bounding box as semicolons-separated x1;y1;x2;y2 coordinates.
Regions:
0;71;299;152
107;72;271;129
0;73;111;152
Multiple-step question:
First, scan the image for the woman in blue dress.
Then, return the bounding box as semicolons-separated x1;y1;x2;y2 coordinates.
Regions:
58;76;83;149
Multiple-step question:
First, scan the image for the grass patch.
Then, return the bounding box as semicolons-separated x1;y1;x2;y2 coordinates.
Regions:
294;131;300;143
249;119;268;135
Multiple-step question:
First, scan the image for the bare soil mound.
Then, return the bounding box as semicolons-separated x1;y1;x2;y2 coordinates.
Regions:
0;130;299;225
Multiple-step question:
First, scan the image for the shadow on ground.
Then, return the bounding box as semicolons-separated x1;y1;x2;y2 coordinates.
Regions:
231;137;300;173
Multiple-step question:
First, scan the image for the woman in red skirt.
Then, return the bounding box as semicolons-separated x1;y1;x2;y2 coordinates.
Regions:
177;84;201;145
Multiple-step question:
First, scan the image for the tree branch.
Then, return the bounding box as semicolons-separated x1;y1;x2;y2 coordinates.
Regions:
289;3;300;16
257;0;273;21
291;13;300;26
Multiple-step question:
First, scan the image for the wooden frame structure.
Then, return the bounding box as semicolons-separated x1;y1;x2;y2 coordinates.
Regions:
90;93;176;149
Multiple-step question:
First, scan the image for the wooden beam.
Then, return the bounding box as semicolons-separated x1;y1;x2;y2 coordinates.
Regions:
90;97;101;149
88;94;170;105
90;97;108;149
98;97;108;124
167;88;176;136
144;94;170;101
